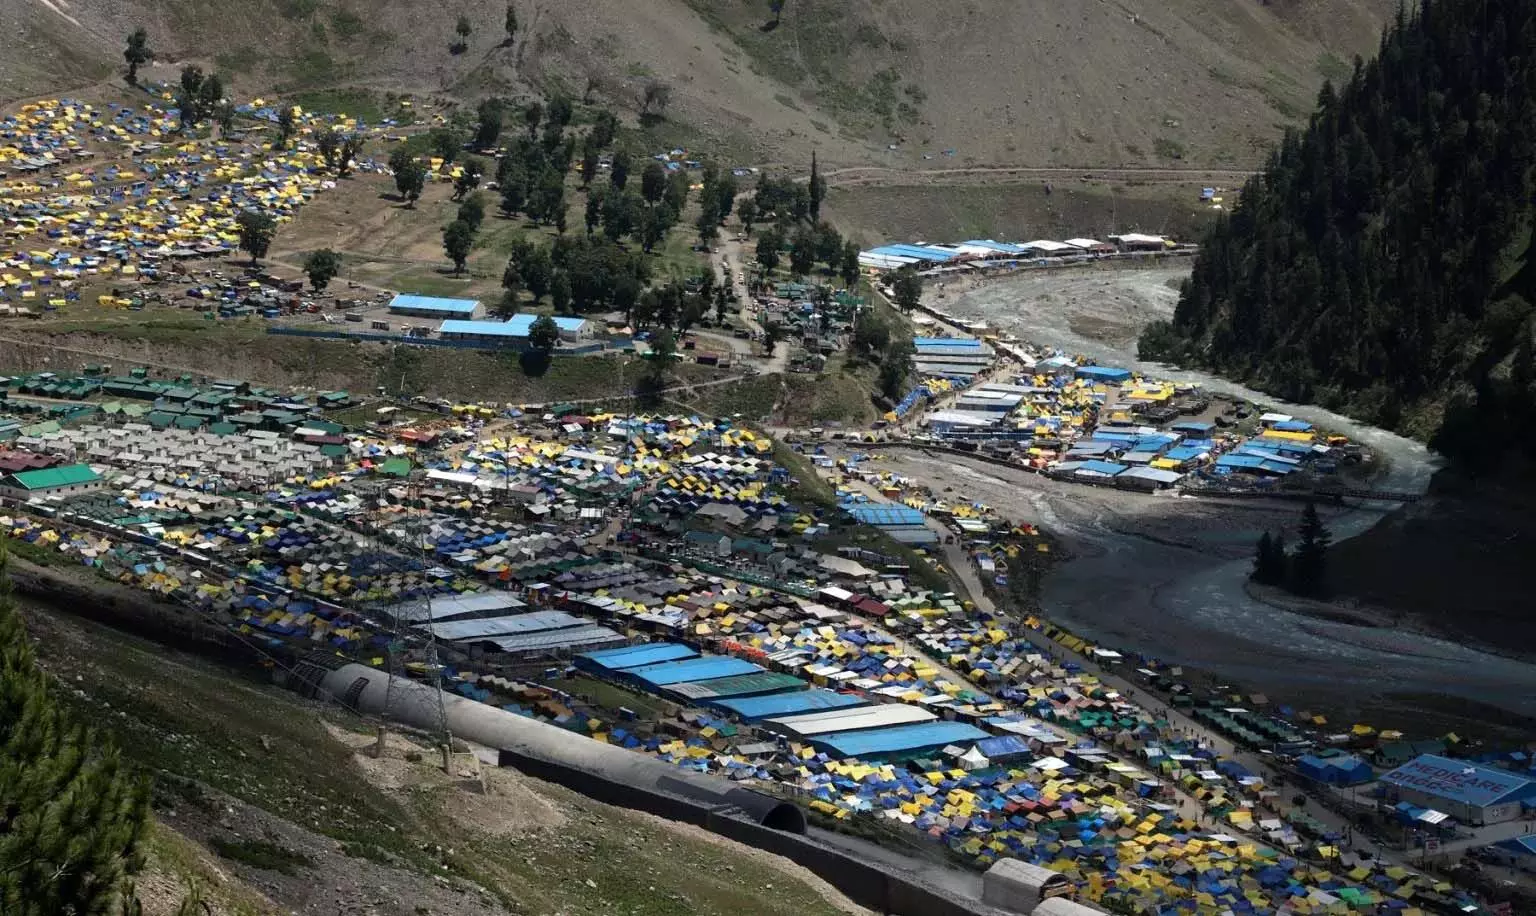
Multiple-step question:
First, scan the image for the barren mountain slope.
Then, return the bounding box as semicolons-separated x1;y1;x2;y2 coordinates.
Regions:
5;0;1391;166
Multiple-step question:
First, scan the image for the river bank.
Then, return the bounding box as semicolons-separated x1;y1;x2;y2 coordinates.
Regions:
900;265;1536;732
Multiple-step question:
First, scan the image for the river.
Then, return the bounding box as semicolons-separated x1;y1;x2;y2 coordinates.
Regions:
939;268;1536;718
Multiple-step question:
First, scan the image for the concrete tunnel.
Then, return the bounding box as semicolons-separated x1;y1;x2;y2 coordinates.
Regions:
317;663;808;834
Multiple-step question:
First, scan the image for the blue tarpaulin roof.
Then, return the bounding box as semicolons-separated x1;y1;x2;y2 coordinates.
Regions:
1076;459;1128;476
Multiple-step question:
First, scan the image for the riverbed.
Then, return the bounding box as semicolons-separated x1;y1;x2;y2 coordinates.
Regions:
922;267;1536;719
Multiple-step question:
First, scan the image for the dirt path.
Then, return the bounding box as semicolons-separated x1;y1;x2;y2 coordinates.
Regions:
818;164;1256;188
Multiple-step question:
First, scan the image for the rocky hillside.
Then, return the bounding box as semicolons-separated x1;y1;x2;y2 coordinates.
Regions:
6;0;1392;166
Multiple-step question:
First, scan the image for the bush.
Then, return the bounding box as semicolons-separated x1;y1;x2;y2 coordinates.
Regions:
210;837;313;875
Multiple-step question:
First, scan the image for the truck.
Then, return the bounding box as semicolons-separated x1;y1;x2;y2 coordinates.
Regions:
370;320;391;331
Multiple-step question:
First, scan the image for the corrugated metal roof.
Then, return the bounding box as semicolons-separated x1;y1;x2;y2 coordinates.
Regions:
426;610;586;641
766;703;936;737
627;655;761;687
577;642;697;670
486;625;625;654
667;670;804;699
813;721;991;758
389;293;480;313
4;463;99;490
713;689;867;721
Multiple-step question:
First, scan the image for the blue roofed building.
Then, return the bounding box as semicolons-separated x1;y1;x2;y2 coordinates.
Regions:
1074;365;1133;383
388;293;482;319
1297;754;1374;787
811;721;990;760
713;689;868;721
624;655;763;688
1378;754;1536;825
438;314;594;347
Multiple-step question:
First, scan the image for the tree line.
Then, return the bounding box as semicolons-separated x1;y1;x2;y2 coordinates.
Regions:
1140;0;1536;472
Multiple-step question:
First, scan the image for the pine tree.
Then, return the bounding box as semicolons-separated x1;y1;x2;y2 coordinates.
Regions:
1252;531;1275;584
1289;502;1331;598
808;150;826;222
0;553;150;915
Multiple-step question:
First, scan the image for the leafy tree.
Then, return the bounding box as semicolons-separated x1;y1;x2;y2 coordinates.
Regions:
551;271;572;313
494;285;521;318
879;337;914;400
762;321;784;356
453;14;473;51
430;127;462;164
580;141;600;188
473;98;505;149
528;315;560;353
640;81;672;118
602;191;639;241
546;95;574;128
1289;502;1331;598
123;28;153;84
892;266;922;310
770;0;786;26
394;159;427;207
589;110;619;149
498;161;528;215
584;188;605;236
316;129;341;171
213;100;236;135
709;173;738;223
0;553;151;916
521;246;554;301
236;210;276;265
813;221;842;265
737;198;758;235
789;228;816;276
524;101;543;138
276;105;297;149
452;157;485;201
443;220;475;275
640;161;667;205
840;240;861;288
338;136;364;177
852;307;891;357
530;169;566;225
198;74;224;125
175;66;205;129
610;147;632;190
808;149;826;221
756;229;784;273
457;193;486;232
639;205;667;253
664;170;690;213
714;286;729;325
303;248;342;292
503;3;518;45
696;205;720;247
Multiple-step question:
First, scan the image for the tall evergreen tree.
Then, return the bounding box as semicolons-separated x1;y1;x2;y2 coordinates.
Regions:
808;150;826;222
0;554;150;915
1290;503;1331;598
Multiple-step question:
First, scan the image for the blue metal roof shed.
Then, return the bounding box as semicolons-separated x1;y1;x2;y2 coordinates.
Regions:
1075;365;1133;383
714;689;868;721
626;655;762;687
1075;459;1128;477
812;721;990;759
576;642;698;672
1170;421;1214;435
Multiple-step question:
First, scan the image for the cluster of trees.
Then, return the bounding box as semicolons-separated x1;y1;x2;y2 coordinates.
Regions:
754;221;858;286
493;98;584;228
501;234;649;318
315;129;364;177
0;557;152;915
174;65;232;133
849;300;915;401
1251;502;1332;598
1140;0;1536;471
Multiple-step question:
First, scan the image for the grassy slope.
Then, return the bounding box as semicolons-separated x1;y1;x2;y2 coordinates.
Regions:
0;321;730;403
5;0;1389;168
25;602;858;916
